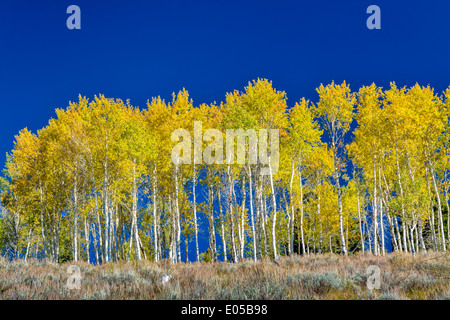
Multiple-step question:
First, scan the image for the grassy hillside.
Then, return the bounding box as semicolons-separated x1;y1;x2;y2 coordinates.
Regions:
0;252;448;300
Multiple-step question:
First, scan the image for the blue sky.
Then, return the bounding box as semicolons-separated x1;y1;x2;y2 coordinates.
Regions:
1;0;449;161
1;0;449;259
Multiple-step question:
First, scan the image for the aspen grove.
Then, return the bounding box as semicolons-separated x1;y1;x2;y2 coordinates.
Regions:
0;79;449;264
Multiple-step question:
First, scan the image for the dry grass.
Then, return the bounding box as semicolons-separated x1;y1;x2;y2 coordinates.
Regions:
0;252;448;300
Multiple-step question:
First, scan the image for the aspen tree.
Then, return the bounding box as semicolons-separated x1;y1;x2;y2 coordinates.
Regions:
315;81;355;255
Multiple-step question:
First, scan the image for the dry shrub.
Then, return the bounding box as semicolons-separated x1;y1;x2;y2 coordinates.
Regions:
0;252;448;300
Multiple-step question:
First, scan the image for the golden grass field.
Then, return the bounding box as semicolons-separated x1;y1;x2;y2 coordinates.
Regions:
0;252;448;300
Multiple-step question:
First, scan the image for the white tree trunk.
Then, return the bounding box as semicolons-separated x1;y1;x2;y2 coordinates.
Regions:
289;159;295;256
24;228;32;261
73;175;78;261
84;216;90;263
174;165;181;262
132;160;141;260
239;176;246;260
208;180;217;262
228;166;238;263
153;164;159;261
355;176;364;253
394;138;406;252
372;156;379;255
298;157;306;255
247;165;257;262
193;164;199;262
333;133;347;255
378;164;385;256
218;188;227;262
429;161;446;251
268;156;278;260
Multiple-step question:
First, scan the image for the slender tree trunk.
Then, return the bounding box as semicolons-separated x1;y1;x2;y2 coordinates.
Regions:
429;159;446;251
394;215;403;252
128;210;134;261
168;193;175;263
394;134;407;253
92;223;99;265
38;181;47;259
228;166;238;263
73;175;78;261
138;235;147;259
239;175;246;260
114;203;120;261
161;197;166;260
268;154;278;260
318;191;322;253
174;165;181;262
185;235;189;263
409;225;415;256
24;228;32;261
103;156;109;263
193;164;199;262
355;177;364;253
92;174;103;263
152;164;159;261
378;163;385;255
418;218;426;252
380;163;399;252
415;226;419;253
333;135;347;255
387;212;398;252
373;157;379;255
218;188;227;262
426;168;438;252
312;222;316;253
110;205;115;262
247;165;257;262
281;190;290;255
208;178;217;262
262;193;269;257
298;157;306;256
288;159;295;256
255;172;263;259
366;215;372;253
84;216;90;263
132;160;141;260
402;219;408;253
445;181;450;248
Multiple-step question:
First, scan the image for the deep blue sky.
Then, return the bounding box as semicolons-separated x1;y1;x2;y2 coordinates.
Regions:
1;0;449;258
1;0;449;163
